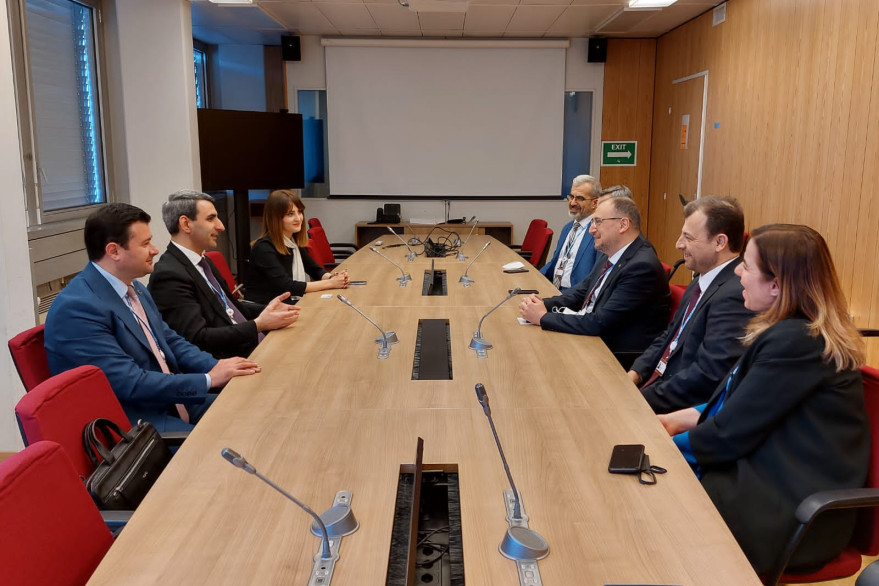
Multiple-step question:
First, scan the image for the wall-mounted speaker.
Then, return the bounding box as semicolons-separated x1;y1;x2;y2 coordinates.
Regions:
281;35;301;62
587;38;607;63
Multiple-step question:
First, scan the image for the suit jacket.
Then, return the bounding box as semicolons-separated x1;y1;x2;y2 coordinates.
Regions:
245;235;328;304
539;234;670;354
148;244;263;359
690;318;869;573
633;258;754;413
44;262;218;429
539;219;599;291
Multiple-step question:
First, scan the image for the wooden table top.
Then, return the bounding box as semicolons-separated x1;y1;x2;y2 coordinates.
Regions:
87;238;760;586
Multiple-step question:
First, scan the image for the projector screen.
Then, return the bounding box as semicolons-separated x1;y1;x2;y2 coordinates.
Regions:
324;42;566;197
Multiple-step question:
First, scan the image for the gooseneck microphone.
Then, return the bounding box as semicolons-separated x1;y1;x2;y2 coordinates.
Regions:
473;385;549;563
387;226;416;261
369;246;412;286
221;448;332;559
456;217;479;260
469;287;520;357
459;241;490;286
338;294;399;359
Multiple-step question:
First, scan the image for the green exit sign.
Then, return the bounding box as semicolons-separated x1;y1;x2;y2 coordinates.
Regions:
601;141;637;166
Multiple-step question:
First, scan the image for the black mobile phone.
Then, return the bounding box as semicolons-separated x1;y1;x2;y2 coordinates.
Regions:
503;268;529;274
608;444;645;474
349;280;367;286
510;289;539;295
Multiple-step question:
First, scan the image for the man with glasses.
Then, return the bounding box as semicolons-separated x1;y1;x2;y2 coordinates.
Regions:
539;175;602;291
520;196;670;367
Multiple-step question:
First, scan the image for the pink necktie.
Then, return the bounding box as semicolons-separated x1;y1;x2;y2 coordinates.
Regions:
127;285;189;423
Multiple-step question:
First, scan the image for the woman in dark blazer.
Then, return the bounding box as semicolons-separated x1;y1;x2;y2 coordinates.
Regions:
245;190;348;305
659;224;869;575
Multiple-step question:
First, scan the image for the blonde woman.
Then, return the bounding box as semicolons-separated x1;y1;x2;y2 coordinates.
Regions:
660;224;869;574
246;190;348;304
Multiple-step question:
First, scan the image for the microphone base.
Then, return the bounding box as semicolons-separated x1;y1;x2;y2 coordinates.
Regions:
459;274;475;287
397;274;412;287
456;252;467;261
498;488;549;583
406;251;416;262
305;490;358;586
469;333;492;358
375;331;398;359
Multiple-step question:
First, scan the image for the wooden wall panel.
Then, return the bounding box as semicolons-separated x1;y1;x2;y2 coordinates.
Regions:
601;39;656;222
650;0;879;365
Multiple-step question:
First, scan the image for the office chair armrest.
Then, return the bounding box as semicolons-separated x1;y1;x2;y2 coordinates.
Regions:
101;509;133;532
330;242;357;251
509;244;522;250
794;488;879;524
859;328;879;337
159;431;189;447
517;250;533;260
667;259;686;282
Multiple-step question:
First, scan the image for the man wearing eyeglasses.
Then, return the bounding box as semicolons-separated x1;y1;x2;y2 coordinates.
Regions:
520;196;670;367
539;175;602;291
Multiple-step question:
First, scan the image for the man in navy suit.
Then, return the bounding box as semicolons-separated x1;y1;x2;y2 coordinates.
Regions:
149;190;299;358
629;196;754;413
539;175;602;291
45;203;261;431
520;196;670;363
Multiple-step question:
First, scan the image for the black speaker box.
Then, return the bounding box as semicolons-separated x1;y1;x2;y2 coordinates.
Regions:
281;36;301;62
587;38;607;63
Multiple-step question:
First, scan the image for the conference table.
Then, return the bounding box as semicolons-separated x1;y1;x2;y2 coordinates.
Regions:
86;236;761;585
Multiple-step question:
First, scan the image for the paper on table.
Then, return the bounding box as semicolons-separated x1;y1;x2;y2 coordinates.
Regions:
503;261;525;270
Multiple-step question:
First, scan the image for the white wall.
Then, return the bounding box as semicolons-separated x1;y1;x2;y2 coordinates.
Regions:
0;1;38;452
0;0;201;450
284;36;605;247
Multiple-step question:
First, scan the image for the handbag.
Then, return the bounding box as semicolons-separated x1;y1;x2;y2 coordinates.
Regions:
82;418;172;510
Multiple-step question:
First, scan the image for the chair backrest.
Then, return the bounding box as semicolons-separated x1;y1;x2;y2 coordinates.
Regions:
0;441;113;586
669;284;687;324
520;219;548;253
854;364;879;555
8;324;51;392
307;225;335;266
527;227;553;268
15;365;131;479
204;250;241;299
308;217;322;229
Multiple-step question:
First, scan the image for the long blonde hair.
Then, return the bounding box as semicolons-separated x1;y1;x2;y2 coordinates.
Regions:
742;224;864;371
259;190;308;254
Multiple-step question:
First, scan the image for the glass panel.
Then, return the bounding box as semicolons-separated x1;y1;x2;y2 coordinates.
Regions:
298;89;329;198
26;0;105;211
561;91;594;196
194;48;207;109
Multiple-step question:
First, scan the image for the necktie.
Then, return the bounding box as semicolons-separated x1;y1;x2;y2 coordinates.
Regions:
641;282;702;390
126;285;190;423
199;257;264;343
581;260;613;310
553;223;582;288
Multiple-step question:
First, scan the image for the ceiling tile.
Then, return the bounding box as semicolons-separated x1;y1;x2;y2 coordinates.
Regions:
260;3;340;34
469;0;521;5
505;5;566;31
546;4;620;34
366;3;421;29
316;3;378;28
503;29;548;36
192;3;286;29
421;28;465;36
381;29;424;35
520;0;572;6
625;2;712;35
336;27;383;34
463;5;516;31
418;12;466;30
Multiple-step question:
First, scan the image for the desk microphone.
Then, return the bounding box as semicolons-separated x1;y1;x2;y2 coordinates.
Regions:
454;216;477;246
469;287;519;357
387;226;416;261
369;246;412;286
337;294;398;359
473;384;549;561
459;241;490;286
456;217;479;260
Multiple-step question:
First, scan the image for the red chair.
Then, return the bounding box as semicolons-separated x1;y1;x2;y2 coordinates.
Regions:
204;250;242;299
669;284;687;324
308;217;357;256
511;219;548;265
8;324;51;392
765;365;879;585
307;226;341;269
530;227;554;268
15;365;131;479
0;441;114;586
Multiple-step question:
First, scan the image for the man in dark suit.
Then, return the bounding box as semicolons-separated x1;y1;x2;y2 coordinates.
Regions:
149;190;299;358
539;175;602;291
520;196;670;363
44;203;261;431
629;196;754;413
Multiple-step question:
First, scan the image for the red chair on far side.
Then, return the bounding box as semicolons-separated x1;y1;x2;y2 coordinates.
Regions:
8;324;51;392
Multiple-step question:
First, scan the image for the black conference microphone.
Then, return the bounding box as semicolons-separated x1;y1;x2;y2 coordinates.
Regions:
459;241;490;286
337;294;398;359
369;245;412;286
469;287;519;356
221;448;332;559
387;226;416;261
473;384;549;561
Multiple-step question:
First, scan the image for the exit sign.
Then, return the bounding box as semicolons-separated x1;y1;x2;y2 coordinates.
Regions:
601;141;637;166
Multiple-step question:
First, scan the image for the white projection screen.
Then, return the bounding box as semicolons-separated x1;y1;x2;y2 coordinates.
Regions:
324;41;566;197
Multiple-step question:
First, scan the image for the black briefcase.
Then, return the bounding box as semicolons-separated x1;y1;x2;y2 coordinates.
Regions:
83;418;172;510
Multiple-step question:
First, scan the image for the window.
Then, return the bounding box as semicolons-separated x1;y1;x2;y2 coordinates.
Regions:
9;0;113;226
561;91;594;196
297;89;329;198
193;43;208;109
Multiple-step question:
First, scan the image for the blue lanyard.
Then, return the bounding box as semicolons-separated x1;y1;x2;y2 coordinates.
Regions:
669;293;699;349
707;365;738;418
